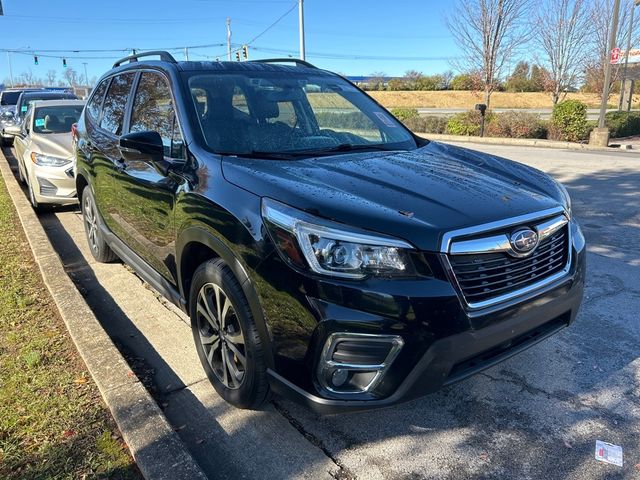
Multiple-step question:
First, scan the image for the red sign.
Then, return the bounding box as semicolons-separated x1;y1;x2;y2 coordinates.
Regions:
611;47;621;64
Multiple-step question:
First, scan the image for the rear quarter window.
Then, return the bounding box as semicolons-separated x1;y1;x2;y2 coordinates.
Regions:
86;79;110;124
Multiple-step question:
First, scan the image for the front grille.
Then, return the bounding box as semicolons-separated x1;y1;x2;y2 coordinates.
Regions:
449;224;569;305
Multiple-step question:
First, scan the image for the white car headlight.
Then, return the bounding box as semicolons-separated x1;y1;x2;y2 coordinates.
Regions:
30;153;72;167
262;198;415;279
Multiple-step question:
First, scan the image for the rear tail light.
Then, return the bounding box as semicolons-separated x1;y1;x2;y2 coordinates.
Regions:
317;333;403;395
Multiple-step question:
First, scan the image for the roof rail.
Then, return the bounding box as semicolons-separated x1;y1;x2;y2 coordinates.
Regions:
251;58;317;69
113;50;178;68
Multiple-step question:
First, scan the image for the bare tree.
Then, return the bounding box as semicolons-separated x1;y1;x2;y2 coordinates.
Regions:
533;0;591;104
63;67;79;87
45;69;57;86
20;70;36;86
584;0;640;97
447;0;532;107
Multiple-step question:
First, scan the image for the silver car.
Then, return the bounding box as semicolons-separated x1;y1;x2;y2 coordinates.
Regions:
13;99;85;210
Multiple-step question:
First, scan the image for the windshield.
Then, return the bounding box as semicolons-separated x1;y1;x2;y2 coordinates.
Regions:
0;91;21;106
19;94;77;116
187;71;416;156
33;105;83;134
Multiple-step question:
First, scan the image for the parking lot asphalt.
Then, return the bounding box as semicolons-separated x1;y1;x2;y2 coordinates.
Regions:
4;144;639;479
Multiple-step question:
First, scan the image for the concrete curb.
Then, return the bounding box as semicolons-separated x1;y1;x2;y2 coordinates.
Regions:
0;151;207;480
420;133;622;151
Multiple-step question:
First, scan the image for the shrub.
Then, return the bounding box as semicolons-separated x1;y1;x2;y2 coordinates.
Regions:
605;111;640;138
446;110;491;136
390;107;419;121
486;111;547;139
450;74;476;91
402;116;448;134
550;100;589;142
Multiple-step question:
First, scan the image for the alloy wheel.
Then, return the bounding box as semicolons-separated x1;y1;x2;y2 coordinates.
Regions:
83;194;99;254
196;282;246;389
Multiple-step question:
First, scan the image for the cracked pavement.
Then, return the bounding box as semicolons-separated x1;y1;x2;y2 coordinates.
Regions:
7;143;640;479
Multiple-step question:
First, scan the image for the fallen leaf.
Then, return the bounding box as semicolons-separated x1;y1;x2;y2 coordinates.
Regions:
74;376;88;384
62;429;75;438
126;371;136;378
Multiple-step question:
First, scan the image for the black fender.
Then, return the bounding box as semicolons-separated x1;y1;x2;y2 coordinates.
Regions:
176;226;275;369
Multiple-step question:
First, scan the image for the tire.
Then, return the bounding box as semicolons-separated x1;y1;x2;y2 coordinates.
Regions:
81;187;118;263
27;179;42;213
0;135;12;147
189;258;269;409
17;161;25;184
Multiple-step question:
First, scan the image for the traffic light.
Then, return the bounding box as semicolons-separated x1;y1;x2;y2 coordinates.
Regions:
62;58;67;68
242;45;249;60
34;55;38;65
235;51;240;61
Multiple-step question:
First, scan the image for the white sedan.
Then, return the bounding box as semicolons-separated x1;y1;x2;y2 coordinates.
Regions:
13;99;85;211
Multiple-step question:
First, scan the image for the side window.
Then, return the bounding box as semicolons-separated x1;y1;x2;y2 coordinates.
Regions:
269;101;297;127
100;73;135;135
86;78;109;124
308;89;382;142
130;72;183;158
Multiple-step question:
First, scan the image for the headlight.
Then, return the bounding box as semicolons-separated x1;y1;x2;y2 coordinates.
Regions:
262;198;415;279
30;153;72;167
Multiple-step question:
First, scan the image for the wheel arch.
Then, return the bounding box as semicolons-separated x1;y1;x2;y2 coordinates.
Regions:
177;226;275;369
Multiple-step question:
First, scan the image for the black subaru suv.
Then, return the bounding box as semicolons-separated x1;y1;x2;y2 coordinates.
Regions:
74;51;585;413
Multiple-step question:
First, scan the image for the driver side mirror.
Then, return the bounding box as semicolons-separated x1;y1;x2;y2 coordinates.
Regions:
119;130;170;175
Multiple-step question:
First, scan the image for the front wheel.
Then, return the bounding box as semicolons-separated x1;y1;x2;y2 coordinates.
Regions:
189;258;269;409
27;179;42;212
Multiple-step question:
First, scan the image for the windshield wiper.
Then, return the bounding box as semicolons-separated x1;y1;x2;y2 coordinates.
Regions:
217;150;308;160
286;143;397;156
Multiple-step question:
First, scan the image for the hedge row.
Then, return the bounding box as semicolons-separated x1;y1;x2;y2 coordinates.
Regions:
394;102;640;141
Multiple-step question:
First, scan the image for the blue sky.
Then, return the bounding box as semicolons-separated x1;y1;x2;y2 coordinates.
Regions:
0;0;460;84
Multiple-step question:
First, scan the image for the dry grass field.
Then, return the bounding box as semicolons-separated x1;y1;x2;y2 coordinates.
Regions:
367;90;640;109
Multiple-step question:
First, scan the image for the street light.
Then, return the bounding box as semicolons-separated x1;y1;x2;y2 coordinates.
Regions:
619;0;640;111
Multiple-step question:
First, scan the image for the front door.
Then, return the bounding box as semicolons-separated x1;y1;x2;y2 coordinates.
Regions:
110;70;185;282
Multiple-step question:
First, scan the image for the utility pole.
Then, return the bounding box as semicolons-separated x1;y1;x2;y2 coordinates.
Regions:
298;0;306;60
82;62;88;86
619;0;640;111
591;0;621;146
6;52;14;87
184;47;189;61
227;18;232;61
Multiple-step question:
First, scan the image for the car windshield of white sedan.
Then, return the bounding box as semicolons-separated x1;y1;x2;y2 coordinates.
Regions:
33;106;84;134
188;72;417;156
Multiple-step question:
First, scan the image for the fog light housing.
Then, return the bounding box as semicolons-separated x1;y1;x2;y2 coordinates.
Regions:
317;333;404;395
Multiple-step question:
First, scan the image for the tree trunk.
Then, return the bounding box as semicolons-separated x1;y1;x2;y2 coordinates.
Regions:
484;86;492;109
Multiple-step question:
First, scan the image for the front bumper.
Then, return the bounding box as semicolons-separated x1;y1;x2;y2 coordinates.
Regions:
261;220;586;414
31;164;77;205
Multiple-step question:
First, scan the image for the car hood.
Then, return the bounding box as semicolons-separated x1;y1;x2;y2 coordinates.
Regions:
221;142;568;251
31;132;74;160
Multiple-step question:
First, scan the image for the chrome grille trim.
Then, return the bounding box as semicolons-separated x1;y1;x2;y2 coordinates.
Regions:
441;208;572;311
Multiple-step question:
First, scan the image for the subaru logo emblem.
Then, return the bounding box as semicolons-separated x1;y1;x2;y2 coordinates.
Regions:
510;229;539;255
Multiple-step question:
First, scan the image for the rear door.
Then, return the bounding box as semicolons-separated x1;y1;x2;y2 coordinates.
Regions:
109;70;186;281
